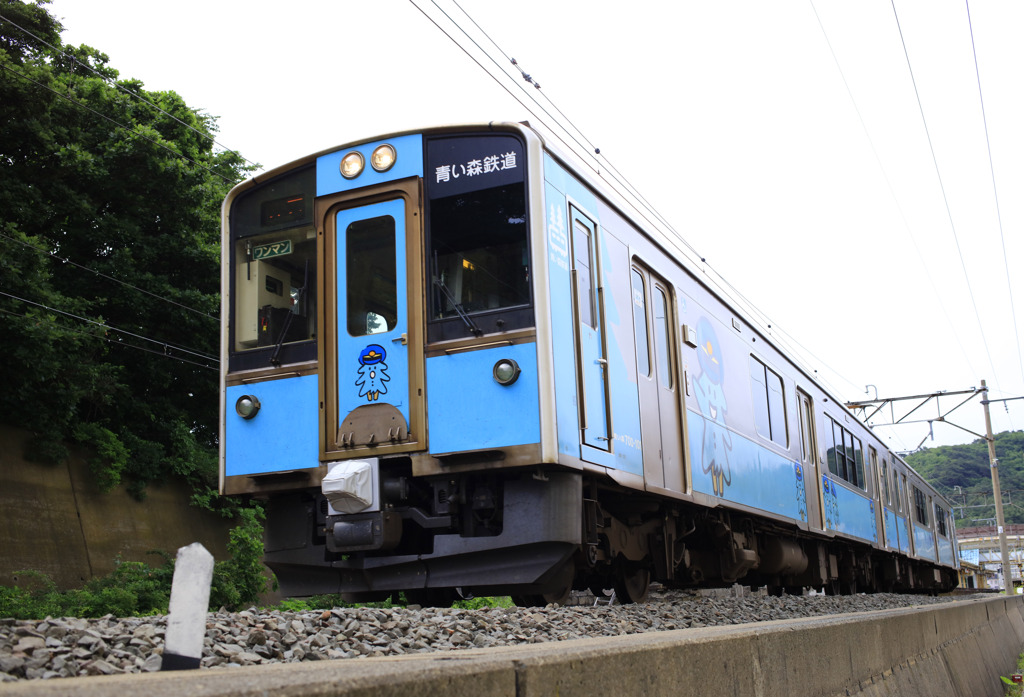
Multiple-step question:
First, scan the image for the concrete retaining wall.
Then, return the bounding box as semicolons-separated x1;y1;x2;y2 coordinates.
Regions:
0;425;233;588
3;594;1023;696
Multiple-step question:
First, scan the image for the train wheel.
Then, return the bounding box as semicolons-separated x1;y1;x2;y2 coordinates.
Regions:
511;594;542;607
614;566;650;604
403;588;458;607
512;560;574;606
511;586;571;607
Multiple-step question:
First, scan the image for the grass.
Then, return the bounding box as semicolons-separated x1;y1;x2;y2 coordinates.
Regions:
1001;652;1024;696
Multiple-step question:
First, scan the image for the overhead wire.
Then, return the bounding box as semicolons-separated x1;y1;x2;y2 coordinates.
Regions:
0;16;231;371
807;0;980;384
0;290;218;364
0;306;218;371
964;0;1024;387
0;231;217;321
0;62;235;185
446;0;701;264
423;0;866;399
889;0;999;385
413;1;600;178
0;12;260;172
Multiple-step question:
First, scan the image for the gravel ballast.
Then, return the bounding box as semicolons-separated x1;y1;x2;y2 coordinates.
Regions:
0;589;961;682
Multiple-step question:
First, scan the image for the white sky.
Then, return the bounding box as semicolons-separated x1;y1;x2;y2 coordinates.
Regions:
43;0;1024;453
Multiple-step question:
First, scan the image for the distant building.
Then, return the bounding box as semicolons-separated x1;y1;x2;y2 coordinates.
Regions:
956;525;1024;591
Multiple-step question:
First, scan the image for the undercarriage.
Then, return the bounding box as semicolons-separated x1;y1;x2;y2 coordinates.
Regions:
262;460;958;605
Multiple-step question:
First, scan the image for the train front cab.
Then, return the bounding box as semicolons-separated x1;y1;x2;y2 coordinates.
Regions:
221;125;590;600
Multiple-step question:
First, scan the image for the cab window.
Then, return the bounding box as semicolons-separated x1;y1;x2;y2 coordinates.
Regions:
229;165;317;370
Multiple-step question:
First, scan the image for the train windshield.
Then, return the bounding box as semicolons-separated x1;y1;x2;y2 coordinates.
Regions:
426;134;531;341
228;166;317;368
431;183;528;316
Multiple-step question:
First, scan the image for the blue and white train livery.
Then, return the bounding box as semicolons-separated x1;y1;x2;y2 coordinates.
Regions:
220;122;958;603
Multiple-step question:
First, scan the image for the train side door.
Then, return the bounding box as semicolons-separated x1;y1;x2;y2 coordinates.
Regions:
879;457;897;550
869;447;885;545
632;264;683;491
570;206;611;455
899;472;913;555
797;389;825;530
322;193;425;455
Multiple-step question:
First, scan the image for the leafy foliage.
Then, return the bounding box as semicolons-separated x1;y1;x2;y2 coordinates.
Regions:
0;0;253;499
0;512;274;619
0;559;173;619
907;431;1024;528
209;507;276;609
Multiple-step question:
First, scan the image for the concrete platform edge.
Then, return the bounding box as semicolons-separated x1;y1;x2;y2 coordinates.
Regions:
2;595;1021;697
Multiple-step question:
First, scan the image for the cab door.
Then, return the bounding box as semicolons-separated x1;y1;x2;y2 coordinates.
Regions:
321;186;425;457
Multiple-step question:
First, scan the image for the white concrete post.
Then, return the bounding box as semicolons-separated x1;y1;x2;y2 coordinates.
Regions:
161;542;214;670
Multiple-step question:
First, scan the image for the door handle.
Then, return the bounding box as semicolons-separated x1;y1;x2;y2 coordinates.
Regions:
392;333;408;345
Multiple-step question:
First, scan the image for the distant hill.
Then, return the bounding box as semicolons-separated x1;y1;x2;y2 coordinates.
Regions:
906;431;1024;528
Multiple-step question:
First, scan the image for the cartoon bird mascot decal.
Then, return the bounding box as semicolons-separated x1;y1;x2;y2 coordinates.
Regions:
355;344;390;402
692;317;733;497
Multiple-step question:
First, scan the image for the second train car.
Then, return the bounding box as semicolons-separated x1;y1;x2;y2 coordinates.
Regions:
220;122;959;604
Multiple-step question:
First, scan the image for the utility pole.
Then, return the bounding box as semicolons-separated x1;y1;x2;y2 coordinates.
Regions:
845;382;1022;592
981;379;1013;596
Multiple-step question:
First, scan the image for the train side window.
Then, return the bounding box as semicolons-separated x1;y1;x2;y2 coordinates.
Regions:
913;486;928;526
853;436;865;488
869;447;879;499
749;356;787;447
881;458;891;506
653;286;673;388
824;415;864;490
766;369;787;446
935;503;948;537
631;269;650;377
573;220;595;328
750;360;771;440
892;467;900;512
797;390;816;464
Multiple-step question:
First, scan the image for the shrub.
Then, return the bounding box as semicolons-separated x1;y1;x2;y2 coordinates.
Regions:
0;507;273;619
209;506;276;610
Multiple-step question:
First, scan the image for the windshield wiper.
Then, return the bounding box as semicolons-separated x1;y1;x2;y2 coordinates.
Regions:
270;259;309;366
433;276;482;337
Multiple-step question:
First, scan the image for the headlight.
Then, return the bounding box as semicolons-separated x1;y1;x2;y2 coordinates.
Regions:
493;358;521;386
235;394;261;419
370;144;396;172
340;151;364;179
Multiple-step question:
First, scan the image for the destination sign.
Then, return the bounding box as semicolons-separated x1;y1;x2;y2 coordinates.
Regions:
426;134;524;198
252;240;292;261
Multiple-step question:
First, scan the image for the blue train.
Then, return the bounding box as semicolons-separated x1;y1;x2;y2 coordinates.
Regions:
219;122;959;604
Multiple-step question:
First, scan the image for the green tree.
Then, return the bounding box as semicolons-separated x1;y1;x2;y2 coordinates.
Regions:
0;0;252;498
908;431;1024;527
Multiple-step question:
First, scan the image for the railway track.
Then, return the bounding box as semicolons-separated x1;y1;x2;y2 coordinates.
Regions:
2;592;1020;695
